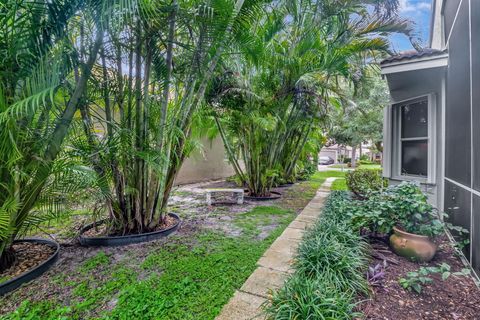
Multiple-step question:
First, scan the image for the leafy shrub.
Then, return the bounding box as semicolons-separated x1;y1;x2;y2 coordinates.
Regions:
382;182;444;237
295;158;317;181
359;154;370;162
346;168;387;199
339;155;351;163
344;182;446;237
398;263;470;293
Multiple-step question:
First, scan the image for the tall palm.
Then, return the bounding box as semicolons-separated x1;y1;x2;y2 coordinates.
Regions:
0;0;122;271
210;0;413;196
73;0;270;235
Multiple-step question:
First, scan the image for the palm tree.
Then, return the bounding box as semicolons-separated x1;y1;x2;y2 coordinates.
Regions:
0;0;126;271
209;0;413;196
72;0;269;235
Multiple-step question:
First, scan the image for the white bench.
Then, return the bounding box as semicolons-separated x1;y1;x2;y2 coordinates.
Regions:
205;188;244;205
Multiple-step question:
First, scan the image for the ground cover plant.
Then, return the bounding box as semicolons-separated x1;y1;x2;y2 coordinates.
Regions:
358;235;480;319
265;191;370;319
0;173;324;319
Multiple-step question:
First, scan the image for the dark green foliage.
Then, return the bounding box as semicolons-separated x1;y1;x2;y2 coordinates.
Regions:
343;182;445;237
265;276;361;320
380;182;443;237
265;192;369;319
346;168;388;199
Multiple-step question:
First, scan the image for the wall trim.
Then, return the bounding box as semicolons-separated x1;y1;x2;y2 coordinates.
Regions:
381;55;448;75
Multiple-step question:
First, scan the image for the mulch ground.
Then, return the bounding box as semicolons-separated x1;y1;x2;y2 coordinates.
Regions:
0;242;55;282
359;236;480;320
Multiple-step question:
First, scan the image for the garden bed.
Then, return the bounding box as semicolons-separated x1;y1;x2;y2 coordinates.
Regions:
79;214;180;247
266;189;480;320
0;239;59;296
244;190;282;201
359;236;480;319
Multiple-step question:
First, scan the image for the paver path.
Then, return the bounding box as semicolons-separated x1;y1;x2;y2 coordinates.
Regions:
215;178;336;320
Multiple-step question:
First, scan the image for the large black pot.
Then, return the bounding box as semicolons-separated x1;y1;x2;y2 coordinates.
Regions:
244;190;282;201
78;213;181;247
0;238;60;296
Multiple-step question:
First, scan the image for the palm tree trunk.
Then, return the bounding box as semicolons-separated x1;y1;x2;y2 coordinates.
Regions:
0;245;16;273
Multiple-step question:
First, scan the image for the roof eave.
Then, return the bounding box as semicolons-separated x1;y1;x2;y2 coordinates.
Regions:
380;53;449;75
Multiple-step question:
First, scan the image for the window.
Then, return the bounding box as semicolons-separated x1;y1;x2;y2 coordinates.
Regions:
391;95;436;183
400;99;428;177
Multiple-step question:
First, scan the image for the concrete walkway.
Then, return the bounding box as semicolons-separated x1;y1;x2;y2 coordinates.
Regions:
215;178;336;320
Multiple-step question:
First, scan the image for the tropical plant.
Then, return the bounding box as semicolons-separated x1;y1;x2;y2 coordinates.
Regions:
210;0;413;197
71;0;268;235
344;182;445;237
0;0;114;271
382;182;444;237
328;70;390;168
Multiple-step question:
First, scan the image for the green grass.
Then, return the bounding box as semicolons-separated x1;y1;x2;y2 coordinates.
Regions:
79;251;111;273
331;178;347;191
325;163;381;170
1;172;335;320
2;176;329;320
328;163;350;169
4;231;289;320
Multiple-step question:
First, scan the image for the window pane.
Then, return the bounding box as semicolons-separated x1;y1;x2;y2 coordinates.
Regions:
401;140;428;176
401;100;428;138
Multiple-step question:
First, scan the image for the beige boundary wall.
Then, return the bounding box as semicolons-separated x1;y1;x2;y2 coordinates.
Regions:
174;136;236;185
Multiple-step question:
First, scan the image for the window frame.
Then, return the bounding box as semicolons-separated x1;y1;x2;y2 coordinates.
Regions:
391;94;437;184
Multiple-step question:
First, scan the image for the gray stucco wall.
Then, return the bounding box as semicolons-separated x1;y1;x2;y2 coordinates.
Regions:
383;67;445;211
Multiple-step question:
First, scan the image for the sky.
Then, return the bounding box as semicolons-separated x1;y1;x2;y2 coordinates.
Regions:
388;0;433;52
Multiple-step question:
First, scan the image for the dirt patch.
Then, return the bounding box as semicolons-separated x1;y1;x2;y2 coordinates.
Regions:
359;236;480;320
0;242;55;282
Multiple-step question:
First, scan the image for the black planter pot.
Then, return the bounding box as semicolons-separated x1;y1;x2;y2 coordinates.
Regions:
244;190;282;201
0;238;60;296
78;213;181;247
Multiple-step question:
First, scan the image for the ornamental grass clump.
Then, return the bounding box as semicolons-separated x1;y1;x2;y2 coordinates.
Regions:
265;192;369;319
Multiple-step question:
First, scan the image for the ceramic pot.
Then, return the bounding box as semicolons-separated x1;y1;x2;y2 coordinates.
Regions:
389;226;437;262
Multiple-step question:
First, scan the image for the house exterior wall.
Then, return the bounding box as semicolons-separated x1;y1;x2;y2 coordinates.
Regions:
383;0;480;276
174;136;236;185
382;69;445;210
442;0;480;274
